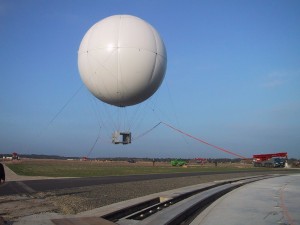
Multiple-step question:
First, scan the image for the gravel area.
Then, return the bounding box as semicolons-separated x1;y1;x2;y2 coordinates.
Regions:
47;173;253;214
0;170;295;223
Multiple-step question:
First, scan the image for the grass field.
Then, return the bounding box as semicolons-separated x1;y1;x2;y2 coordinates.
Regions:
4;158;265;177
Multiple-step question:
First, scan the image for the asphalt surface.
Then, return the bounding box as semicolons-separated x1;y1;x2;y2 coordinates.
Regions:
12;173;300;225
0;170;284;196
191;174;300;225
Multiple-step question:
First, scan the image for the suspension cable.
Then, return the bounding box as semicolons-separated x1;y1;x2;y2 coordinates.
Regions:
133;122;162;140
86;130;101;158
134;121;247;159
46;85;83;127
161;122;247;159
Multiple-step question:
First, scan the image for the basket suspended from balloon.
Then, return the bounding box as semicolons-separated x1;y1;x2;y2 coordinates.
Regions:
112;131;132;145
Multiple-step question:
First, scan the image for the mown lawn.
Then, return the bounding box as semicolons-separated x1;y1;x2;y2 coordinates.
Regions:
6;159;263;177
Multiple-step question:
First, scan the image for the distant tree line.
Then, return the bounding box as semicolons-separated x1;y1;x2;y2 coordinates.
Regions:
1;154;298;164
0;154;248;163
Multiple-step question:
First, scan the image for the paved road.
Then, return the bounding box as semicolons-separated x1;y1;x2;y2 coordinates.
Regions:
11;174;300;225
0;169;279;196
191;174;300;225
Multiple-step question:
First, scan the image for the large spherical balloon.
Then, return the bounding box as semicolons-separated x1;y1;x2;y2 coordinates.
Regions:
78;15;167;107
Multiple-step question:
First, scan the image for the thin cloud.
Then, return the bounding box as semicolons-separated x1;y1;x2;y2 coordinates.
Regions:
261;71;287;88
262;79;284;88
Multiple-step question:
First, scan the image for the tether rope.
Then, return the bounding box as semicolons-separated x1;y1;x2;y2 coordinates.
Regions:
134;121;247;159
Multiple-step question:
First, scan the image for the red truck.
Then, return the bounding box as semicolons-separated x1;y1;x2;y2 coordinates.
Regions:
253;152;287;168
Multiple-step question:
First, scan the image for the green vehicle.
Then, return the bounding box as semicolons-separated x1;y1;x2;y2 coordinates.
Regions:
171;159;187;167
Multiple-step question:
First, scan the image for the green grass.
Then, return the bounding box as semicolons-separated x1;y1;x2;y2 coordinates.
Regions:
6;160;266;177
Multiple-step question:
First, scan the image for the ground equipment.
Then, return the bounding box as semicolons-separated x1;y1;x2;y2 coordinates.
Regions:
253;152;287;168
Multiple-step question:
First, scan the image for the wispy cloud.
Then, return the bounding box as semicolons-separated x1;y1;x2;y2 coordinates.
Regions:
262;79;284;88
261;71;287;88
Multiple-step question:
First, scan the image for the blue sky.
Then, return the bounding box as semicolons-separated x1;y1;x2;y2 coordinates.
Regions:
0;0;299;159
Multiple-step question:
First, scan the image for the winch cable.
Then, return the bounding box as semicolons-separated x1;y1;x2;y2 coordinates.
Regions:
46;84;83;128
86;129;101;158
134;121;247;159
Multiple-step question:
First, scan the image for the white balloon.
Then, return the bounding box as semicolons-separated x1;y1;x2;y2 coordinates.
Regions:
78;15;167;107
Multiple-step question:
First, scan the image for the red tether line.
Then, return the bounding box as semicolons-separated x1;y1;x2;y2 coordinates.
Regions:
161;121;247;159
